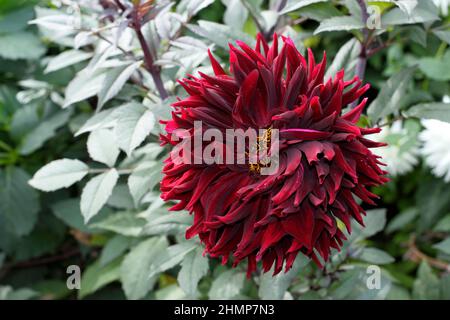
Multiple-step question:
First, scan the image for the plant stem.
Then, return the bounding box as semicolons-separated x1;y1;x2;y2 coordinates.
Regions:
131;9;168;99
351;0;370;109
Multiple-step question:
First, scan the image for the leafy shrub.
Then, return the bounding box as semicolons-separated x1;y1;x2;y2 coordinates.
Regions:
0;0;450;300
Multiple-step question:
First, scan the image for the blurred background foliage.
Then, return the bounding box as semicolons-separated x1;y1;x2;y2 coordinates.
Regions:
0;0;450;300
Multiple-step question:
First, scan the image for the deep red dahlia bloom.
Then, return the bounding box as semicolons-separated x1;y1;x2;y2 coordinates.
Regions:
160;34;388;276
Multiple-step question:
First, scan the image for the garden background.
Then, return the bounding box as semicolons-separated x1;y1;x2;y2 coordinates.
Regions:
1;0;450;300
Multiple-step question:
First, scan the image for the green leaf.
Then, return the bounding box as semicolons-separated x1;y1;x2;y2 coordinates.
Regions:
91;211;146;237
0;32;45;60
45;49;93;74
141;209;192;236
29;159;89;192
434;215;450;232
441;274;450;299
386;208;418;233
32;280;71;300
80;169;119;223
416;177;450;231
259;255;308;300
433;30;450;45
280;0;327;15
350;209;387;241
128;161;162;205
382;1;439;26
314;16;364;35
107;184;135;210
97;61;142;110
222;0;248;30
10;105;39;141
418;51;450;81
147;241;197;279
20;108;72;155
187;20;255;50
404;102;450;122
51;198;109;233
209;269;245;300
412;261;440;300
0;167;39;236
329;265;392;300
359;247;395;264
325;38;360;80
0;286;37;300
75;108;119;136
63;69;107;108
0;6;34;33
367;67;415;123
99;235;132;267
121;237;168;300
87;129;120;167
0;252;5;268
433;238;450;255
177;247;209;298
114;102;156;156
79;258;122;299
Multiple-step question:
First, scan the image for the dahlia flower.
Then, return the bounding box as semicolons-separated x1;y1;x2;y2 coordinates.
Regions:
160;34;388;275
420;119;450;182
371;121;419;176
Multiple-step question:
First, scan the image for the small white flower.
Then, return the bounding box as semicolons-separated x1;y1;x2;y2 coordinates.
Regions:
443;95;450;104
420;119;450;182
372;120;419;176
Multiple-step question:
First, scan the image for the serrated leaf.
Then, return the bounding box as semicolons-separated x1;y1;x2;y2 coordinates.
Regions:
20;109;72;155
209;269;245;300
75;108;119;136
404;102;450;123
141;209;192;236
412;261;440;299
0;167;39;237
51;199;109;233
114;102;156;156
29;159;88;192
0;286;37;300
187;20;255;49
0;32;45;60
147;241;197;279
79;258;122;299
418;51;450;81
359;247;395;264
259;255;308;300
81;169;119;223
128;161;162;205
325;38;360;80
433;238;450;255
91;211;146;236
45;49;93;74
367;67;415;123
121;237;168;300
382;0;439;26
87;129;120;167
99;235;132;267
97;61;142;110
350;209;387;241
222;0;248;30
433;30;450;45
386;208;418;233
280;0;326;14
177;247;209;298
314;16;364;34
63;69;107;108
